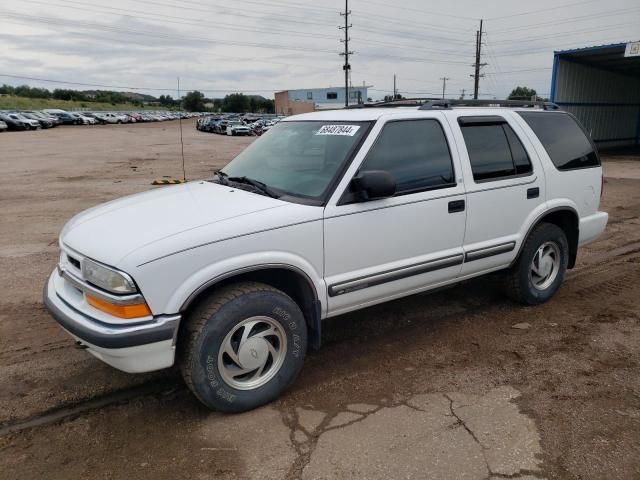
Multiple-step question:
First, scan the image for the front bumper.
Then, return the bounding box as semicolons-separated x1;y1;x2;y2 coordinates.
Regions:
43;271;180;373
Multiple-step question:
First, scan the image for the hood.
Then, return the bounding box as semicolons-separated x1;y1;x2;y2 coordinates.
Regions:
61;181;289;266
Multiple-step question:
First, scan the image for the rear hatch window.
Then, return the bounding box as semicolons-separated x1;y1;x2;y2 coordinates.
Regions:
517;111;600;171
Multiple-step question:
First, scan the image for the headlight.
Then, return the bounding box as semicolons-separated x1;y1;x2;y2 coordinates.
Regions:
82;259;137;294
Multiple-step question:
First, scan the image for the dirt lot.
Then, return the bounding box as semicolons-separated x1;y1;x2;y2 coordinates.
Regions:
0;121;639;479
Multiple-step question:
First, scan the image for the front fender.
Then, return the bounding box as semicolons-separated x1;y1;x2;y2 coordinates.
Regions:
136;248;325;318
169;252;325;315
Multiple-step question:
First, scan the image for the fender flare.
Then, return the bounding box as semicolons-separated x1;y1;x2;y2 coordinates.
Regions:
179;263;324;349
509;205;580;269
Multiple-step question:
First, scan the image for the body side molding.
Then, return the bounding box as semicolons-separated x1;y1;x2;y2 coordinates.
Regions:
328;253;464;297
464;242;516;262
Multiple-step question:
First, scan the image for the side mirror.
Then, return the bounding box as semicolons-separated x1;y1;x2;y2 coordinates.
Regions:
351;170;396;201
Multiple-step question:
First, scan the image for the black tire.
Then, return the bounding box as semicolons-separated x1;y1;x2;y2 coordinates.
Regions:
505;222;569;305
179;282;307;412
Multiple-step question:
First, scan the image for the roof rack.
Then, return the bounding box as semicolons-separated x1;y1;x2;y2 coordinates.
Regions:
418;99;559;111
346;98;435;109
349;98;559;111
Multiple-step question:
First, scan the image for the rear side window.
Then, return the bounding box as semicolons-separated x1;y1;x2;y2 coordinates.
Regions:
517;112;600;170
459;120;533;182
358;119;455;194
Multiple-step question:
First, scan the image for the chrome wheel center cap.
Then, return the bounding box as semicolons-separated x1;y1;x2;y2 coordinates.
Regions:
238;337;269;370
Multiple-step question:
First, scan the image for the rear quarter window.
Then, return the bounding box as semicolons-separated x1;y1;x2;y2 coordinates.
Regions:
517;111;600;171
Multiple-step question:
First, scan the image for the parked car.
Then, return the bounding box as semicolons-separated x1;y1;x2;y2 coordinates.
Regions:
197;116;214;131
52;112;82;125
0;120;7;132
82;112;107;125
43;101;608;413
214;119;228;134
226;120;251;136
76;113;99;125
7;112;40;130
206;118;222;132
100;113;126;124
0;113;28;131
22;111;57;128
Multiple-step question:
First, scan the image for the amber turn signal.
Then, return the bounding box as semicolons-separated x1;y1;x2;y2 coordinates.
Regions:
85;294;152;319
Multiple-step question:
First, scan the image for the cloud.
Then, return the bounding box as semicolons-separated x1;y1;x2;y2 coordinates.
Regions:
1;0;638;99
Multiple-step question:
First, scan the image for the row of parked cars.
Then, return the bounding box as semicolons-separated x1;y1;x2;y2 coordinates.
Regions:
196;115;282;136
0;109;204;131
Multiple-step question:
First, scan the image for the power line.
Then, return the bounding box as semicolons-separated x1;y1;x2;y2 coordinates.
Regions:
488;6;640;34
362;0;478;21
351;37;475;57
0;11;336;55
490;35;639;57
19;0;338;42
0;73;291;94
484;68;552;75
488;21;640;46
2;11;476;67
124;0;335;28
486;0;602;21
8;1;476;55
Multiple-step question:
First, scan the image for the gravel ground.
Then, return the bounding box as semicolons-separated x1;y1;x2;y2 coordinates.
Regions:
0;121;638;479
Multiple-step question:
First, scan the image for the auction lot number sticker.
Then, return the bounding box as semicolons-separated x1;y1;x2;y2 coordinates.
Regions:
315;125;361;136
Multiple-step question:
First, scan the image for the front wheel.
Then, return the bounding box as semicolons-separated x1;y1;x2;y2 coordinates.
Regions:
505;222;569;305
179;282;307;412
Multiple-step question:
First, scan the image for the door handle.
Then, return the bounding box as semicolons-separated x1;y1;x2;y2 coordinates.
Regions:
448;199;465;213
527;187;540;199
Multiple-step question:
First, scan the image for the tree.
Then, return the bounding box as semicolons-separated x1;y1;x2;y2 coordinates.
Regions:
182;90;206;111
508;86;538;100
158;94;177;107
0;84;15;95
222;93;250;113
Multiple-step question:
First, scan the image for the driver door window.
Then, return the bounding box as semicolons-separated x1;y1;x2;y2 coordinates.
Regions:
356;119;455;195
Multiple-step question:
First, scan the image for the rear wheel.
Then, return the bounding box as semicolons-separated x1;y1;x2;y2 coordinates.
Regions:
505;222;568;305
179;282;307;412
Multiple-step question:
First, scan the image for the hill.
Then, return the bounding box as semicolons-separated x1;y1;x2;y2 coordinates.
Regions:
0;95;169;111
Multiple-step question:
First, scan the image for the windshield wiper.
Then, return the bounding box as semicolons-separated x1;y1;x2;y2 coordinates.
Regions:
213;170;229;185
228;176;281;199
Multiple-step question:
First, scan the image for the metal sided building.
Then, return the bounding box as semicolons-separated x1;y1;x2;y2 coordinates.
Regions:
550;41;640;148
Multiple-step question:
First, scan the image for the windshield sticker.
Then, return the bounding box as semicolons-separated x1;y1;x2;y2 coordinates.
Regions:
315;125;361;136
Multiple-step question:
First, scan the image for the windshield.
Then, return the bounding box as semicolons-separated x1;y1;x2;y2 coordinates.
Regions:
221;121;370;200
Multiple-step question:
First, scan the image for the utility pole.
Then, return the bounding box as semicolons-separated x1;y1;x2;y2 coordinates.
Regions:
393;74;397;100
339;0;353;108
460;88;466;100
440;76;450;99
471;19;487;100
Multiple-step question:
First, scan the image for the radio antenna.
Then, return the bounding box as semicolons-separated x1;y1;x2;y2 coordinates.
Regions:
178;76;186;182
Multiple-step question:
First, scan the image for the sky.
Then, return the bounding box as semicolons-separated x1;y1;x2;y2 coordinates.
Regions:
0;0;639;101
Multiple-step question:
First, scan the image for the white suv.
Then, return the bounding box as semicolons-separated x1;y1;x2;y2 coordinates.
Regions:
44;100;608;412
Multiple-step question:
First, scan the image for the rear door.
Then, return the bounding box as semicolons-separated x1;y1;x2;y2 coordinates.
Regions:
446;113;546;276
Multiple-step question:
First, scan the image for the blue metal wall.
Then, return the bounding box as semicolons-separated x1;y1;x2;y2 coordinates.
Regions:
551;56;640;147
